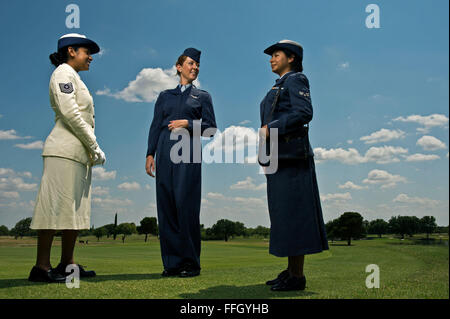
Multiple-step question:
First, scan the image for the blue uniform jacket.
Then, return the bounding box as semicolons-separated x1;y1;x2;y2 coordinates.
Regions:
146;85;217;157
260;71;314;157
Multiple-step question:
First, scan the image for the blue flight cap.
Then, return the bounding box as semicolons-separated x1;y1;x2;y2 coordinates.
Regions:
182;47;201;63
264;39;303;60
57;33;100;54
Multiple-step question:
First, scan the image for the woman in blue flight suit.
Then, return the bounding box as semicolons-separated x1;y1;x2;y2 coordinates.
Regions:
259;40;328;291
145;48;217;277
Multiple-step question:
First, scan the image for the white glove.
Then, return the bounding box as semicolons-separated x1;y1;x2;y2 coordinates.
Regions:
92;146;106;166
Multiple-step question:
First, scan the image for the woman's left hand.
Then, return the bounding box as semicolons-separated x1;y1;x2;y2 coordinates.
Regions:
262;124;269;139
168;119;189;131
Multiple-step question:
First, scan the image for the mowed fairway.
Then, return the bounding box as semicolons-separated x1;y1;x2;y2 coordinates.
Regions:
0;235;448;299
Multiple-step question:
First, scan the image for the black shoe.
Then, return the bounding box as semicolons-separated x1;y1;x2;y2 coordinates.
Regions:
271;275;306;291
179;267;200;278
54;263;96;278
162;268;181;277
266;269;289;286
28;266;67;283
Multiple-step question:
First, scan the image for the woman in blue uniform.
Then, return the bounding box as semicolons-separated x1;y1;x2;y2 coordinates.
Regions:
145;48;217;277
259;40;328;291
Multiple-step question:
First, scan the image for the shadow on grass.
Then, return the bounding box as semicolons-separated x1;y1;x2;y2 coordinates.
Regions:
179;284;317;299
0;273;163;289
329;243;352;246
386;238;449;246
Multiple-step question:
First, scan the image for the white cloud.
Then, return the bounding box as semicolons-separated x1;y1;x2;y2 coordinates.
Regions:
313;147;364;165
92;167;117;181
14;141;44;150
118;182;141;191
230;177;266;191
203;126;259;163
207;192;227;200
96;66;200;103
0;168;32;178
92;186;109;196
98;47;107;57
393;194;439;207
360;129;406;144
92;197;133;208
0;129;31;140
337;62;349;70
364;146;409;164
416;135;447;151
314;146;408;165
362;169;407;189
206;192;266;207
338;181;368;190
347;140;353;144
232;196;266;206
0;169;37;193
239;120;251;125
0;191;20;199
393;114;449;133
321;192;352;202
404;153;440;162
0;168;15;176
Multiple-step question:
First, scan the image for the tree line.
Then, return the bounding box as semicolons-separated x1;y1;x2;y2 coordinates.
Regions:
1;212;448;244
326;212;446;245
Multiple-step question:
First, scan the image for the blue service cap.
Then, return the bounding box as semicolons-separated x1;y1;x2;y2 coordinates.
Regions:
57;33;100;54
182;47;201;63
264;39;303;60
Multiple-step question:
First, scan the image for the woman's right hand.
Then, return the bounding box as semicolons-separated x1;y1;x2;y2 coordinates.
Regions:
146;155;156;177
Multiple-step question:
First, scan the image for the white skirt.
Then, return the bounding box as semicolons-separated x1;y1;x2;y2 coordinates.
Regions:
30;156;92;230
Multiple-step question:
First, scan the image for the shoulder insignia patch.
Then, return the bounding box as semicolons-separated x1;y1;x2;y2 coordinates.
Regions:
59;82;74;94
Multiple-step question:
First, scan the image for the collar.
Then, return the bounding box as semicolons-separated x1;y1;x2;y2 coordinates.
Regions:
178;83;192;92
61;63;81;79
275;71;294;85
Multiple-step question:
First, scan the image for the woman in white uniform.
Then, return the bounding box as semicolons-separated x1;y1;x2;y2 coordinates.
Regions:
28;33;106;283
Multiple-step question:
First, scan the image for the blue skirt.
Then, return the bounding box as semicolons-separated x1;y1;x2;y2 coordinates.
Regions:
265;156;329;257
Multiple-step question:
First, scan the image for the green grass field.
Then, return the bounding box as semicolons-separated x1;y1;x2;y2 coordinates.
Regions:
0;234;448;299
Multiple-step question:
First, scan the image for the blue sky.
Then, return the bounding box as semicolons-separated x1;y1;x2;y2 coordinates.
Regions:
0;0;448;229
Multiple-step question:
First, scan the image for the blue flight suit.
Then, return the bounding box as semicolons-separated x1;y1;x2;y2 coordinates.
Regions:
260;71;328;256
147;84;217;271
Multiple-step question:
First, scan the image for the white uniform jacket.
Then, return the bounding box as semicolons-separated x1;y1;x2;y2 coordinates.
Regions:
42;63;99;166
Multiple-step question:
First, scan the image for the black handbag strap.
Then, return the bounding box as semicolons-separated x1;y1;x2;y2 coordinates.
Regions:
266;82;283;124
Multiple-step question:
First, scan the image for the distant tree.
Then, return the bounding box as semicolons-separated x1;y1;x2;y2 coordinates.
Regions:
336;212;365;246
11;218;33;239
253;225;270;238
233;221;246;238
362;220;369;236
325;219;340;243
420;216;437;240
113;213;118;240
435;225;449;234
368;219;389;238
211;219;237;241
103;224;115;238
78;229;92;237
137;217;158;242
118;223;134;243
389;216;420;239
0;225;9;236
93;227;106;241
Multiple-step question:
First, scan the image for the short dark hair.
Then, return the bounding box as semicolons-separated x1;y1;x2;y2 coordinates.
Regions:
175;55;188;76
49;46;80;67
281;49;303;72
